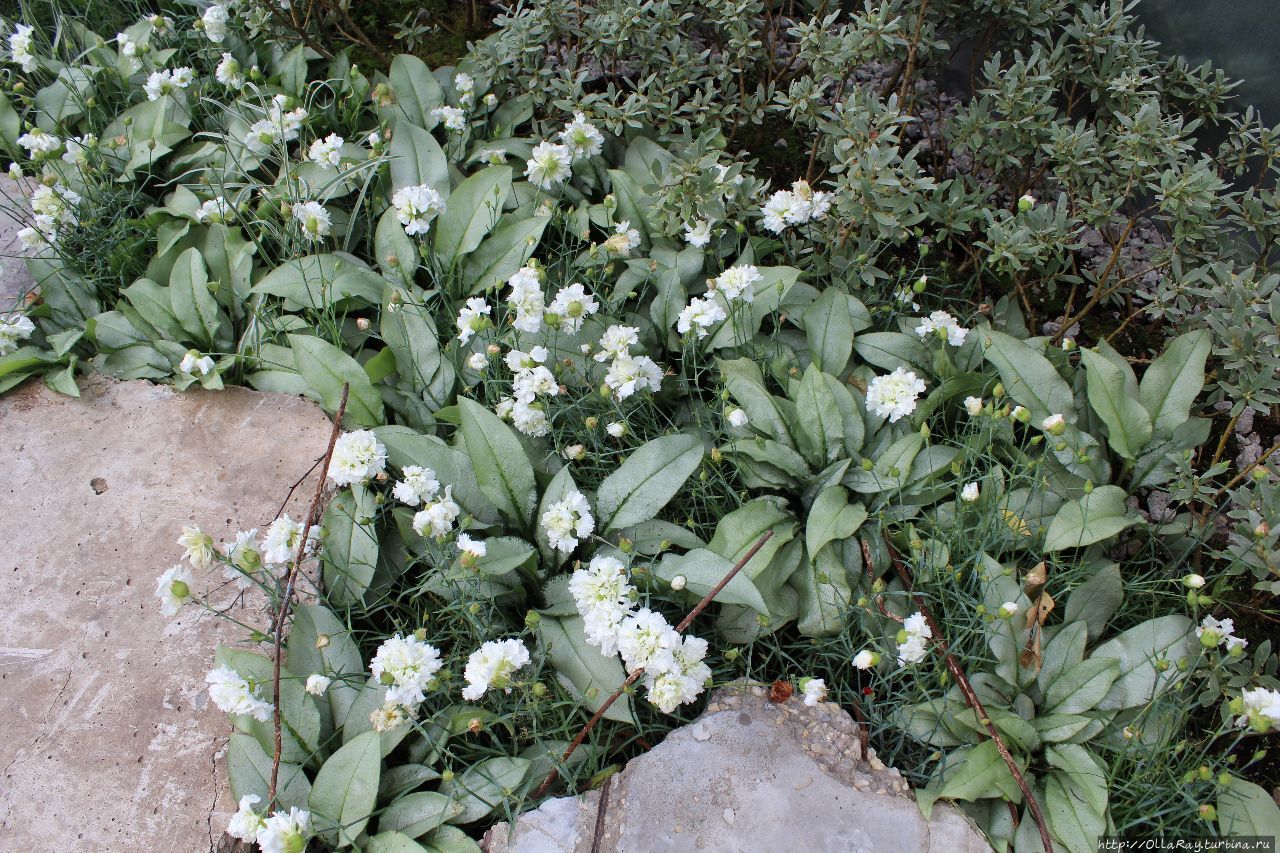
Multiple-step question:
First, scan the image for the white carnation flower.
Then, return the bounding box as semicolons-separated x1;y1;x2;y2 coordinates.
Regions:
194;197;232;224
202;4;229;42
304;674;331;696
180;350;215;376
215;53;244;88
964;396;983;417
727;408;749;428
431;105;467;131
676;296;726;339
8;24;37;72
227;795;265;841
412;486;461;538
393;465;440;507
308;133;344;167
642;633;710;713
595;325;639;362
540;490;594;553
205;665;274;721
0;313;36;355
257;807;310;853
801;677;827;707
292;201;331;240
683;219;712;247
506;266;545;333
17;128;62;159
370;634;443;707
547;283;599;333
915;310;968;346
155;564;194;617
178;526;216;570
327;429;387;486
560;112;604;160
525;141;573;189
713;264;761;303
865;367;926;423
618;607;679;673
461;638;530;701
260;514;315;565
960;482;980;503
604;352;663;399
455;297;492;344
1239;687;1280;732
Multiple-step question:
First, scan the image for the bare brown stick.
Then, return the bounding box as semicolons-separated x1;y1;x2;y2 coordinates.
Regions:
531;530;776;800
896;0;932;106
884;540;1055;853
269;383;349;805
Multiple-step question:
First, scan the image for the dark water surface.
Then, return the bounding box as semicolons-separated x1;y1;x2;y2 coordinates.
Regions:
1138;0;1280;123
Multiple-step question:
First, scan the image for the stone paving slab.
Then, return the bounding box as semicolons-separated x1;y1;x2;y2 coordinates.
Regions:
484;683;993;853
0;376;332;851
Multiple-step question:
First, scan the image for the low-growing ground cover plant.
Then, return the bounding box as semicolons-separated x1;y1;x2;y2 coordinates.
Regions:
1;1;1279;852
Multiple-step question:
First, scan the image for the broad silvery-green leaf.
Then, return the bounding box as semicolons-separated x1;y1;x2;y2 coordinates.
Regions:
1061;563;1123;641
595;433;703;533
794;364;845;468
1079;346;1151;458
1139;329;1211;437
1043;486;1135;551
322;483;380;606
168;247;220;345
310;730;382;846
937;740;1021;802
1042;658;1119;714
390;118;449;196
537;616;635;724
252;254;385;309
457;397;537;528
719;357;797;448
1089;614;1194;710
378;792;464;838
653;548;769;613
288;333;385;426
444;757;532;824
387;55;444;129
982;330;1074;424
433;166;513;266
805;486;867;556
288;604;364;722
375;207;418;284
852;331;928;373
805;286;854;375
793;542;853;637
1218;779;1280;836
1044;769;1106;853
462;216;550;294
227;733;312;813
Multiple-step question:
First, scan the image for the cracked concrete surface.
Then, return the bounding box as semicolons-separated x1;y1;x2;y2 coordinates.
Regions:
0;376;332;850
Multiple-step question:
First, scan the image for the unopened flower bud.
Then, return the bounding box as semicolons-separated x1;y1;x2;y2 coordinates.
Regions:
670;574;687;591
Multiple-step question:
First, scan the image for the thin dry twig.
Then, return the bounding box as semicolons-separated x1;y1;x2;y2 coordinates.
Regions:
531;530;776;800
268;384;349;805
883;539;1055;853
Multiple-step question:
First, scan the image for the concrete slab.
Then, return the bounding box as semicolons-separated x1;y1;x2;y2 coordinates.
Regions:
484;683;993;853
0;376;332;851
